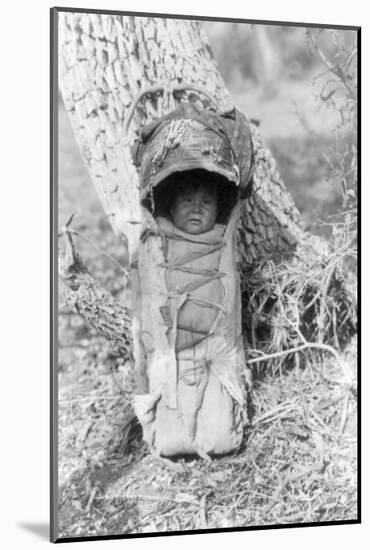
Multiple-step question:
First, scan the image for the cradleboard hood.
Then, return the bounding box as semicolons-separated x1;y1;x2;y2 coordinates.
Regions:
128;87;254;459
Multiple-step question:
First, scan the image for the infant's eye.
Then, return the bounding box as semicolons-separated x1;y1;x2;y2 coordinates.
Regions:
202;197;212;206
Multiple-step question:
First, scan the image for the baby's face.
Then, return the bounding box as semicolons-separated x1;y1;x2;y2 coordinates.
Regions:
171;187;217;234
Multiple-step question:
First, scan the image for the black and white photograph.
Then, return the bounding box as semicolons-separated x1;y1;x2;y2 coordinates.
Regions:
52;7;359;542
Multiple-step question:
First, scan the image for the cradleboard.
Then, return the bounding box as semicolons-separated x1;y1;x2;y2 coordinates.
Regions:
127;86;254;459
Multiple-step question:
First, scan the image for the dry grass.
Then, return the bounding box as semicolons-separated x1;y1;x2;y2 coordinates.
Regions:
57;329;357;537
242;235;356;380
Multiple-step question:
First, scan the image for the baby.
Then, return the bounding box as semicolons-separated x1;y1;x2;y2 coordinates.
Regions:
155;169;232;352
168;174;218;235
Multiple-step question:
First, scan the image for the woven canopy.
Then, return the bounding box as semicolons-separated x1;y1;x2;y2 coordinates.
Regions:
130;102;254;214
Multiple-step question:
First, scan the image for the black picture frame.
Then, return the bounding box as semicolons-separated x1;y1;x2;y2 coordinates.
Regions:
51;7;360;543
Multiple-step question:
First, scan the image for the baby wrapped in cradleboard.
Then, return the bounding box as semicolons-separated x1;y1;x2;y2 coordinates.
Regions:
130;99;254;460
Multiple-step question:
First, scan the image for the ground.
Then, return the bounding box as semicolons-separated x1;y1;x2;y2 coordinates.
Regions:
58;319;357;536
56;54;357;538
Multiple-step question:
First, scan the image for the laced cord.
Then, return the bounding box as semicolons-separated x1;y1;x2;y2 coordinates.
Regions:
161;230;225;332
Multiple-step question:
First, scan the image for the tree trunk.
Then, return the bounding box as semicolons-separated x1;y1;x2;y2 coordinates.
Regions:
59;13;304;265
58;13;355;359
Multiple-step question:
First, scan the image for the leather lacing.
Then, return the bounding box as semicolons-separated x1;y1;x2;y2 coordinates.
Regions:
161;229;226;345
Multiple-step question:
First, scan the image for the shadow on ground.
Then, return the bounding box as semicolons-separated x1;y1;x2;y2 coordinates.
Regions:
17;522;49;541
